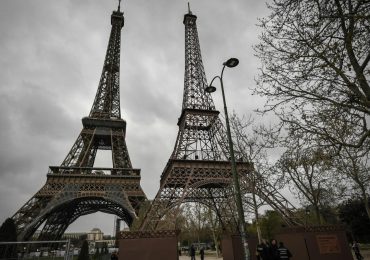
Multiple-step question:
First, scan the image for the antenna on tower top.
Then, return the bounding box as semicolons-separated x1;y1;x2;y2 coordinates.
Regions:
187;2;192;14
118;0;121;12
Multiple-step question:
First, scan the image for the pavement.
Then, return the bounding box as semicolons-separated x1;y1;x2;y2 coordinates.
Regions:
179;254;223;260
363;250;370;260
178;251;370;260
178;250;370;260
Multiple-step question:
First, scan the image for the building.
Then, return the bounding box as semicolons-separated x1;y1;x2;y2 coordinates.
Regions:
87;228;104;241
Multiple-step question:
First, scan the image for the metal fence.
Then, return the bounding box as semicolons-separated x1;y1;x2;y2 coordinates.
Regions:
0;240;72;260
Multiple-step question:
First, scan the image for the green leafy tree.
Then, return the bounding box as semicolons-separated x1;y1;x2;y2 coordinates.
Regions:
338;198;370;243
259;211;285;241
0;218;17;259
78;240;90;260
0;218;17;242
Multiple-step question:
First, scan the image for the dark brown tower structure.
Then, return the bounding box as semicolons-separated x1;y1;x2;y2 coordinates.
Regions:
139;7;302;231
12;2;146;241
138;7;251;231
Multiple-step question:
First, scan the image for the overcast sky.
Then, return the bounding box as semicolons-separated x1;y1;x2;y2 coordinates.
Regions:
0;0;272;235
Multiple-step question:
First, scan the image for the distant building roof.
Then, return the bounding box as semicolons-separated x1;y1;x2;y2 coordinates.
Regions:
90;228;102;233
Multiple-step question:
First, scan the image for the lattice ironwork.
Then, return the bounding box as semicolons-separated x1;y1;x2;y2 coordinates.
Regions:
137;8;245;232
138;7;302;232
240;172;302;226
12;3;146;241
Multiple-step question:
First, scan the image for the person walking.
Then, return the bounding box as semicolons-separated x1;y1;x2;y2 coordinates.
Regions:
269;239;280;260
200;247;205;260
277;242;292;260
352;241;364;260
190;244;196;260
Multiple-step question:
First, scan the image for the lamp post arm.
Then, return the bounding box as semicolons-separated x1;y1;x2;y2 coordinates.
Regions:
208;75;222;89
220;63;227;81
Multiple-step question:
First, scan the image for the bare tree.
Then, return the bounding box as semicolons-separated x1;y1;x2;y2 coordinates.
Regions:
179;203;217;246
207;207;221;257
230;113;277;241
276;141;343;224
334;146;370;219
255;0;370;151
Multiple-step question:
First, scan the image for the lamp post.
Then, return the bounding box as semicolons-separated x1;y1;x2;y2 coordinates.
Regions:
205;58;250;260
305;208;310;227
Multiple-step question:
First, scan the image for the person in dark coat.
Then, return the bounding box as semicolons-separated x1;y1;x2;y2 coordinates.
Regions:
256;242;263;260
190;244;196;260
256;240;269;260
110;251;118;260
269;239;279;260
277;242;292;259
352;241;364;260
200;247;205;260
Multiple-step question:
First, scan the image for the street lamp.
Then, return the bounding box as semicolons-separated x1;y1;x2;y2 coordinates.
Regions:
205;58;250;260
305;208;310;227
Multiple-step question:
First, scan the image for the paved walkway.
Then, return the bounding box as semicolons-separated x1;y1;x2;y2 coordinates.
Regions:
179;251;370;260
179;250;370;260
179;255;223;260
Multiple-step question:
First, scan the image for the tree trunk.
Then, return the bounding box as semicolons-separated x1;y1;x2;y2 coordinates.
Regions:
313;203;322;225
208;208;220;258
252;187;262;243
360;187;370;220
365;196;370;220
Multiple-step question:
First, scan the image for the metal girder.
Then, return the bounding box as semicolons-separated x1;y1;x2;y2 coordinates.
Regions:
89;10;123;119
37;198;134;241
171;11;230;162
12;5;147;241
13;174;145;241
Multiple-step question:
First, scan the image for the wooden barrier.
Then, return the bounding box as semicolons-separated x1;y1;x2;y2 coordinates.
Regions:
276;226;353;260
118;230;180;260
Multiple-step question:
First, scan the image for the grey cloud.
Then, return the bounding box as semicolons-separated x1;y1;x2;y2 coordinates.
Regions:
0;0;272;234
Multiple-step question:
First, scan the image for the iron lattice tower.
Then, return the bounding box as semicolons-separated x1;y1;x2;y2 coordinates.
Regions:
139;8;251;231
139;7;302;231
12;2;146;241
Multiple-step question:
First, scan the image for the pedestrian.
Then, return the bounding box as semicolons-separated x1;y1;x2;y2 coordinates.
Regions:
110;251;118;260
200;247;204;260
269;239;279;260
277;242;292;260
256;240;269;260
256;242;263;260
190;244;196;260
352;241;364;260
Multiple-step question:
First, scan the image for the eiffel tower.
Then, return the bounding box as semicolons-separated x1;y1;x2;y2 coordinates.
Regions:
138;6;252;232
138;6;302;231
12;1;146;241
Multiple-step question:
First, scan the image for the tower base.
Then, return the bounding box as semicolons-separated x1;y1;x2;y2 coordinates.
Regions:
276;225;352;260
118;230;180;260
